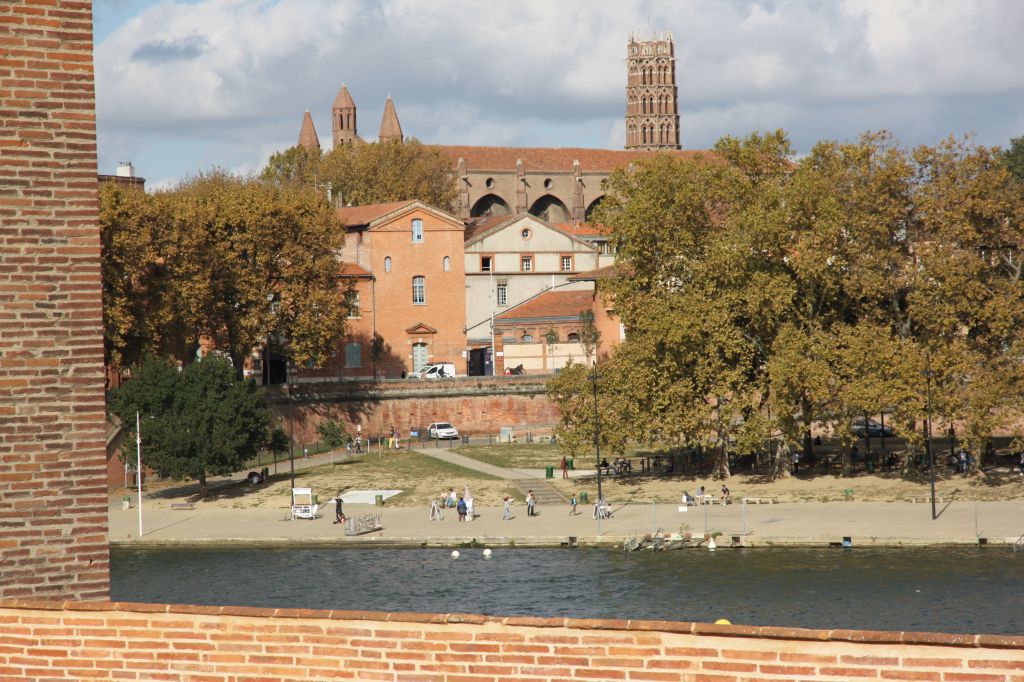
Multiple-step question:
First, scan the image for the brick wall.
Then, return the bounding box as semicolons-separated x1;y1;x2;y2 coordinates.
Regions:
0;1;109;599
1;601;1022;681
271;378;560;443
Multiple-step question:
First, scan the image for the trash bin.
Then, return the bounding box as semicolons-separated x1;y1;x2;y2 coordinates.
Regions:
580;491;589;504
545;465;554;478
311;494;318;506
375;494;384;506
121;495;131;510
866;460;875;474
567;458;574;470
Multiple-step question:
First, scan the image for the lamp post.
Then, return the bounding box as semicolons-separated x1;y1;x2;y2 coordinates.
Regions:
288;364;296;507
924;354;936;521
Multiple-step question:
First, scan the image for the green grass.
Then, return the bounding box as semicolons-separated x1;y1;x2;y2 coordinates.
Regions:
456;443;564;469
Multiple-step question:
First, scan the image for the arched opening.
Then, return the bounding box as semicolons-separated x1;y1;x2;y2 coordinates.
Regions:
641;97;647;114
528;195;570;223
585;195;606;222
470;193;511;218
641;125;648;145
442;256;450;272
566;332;580;343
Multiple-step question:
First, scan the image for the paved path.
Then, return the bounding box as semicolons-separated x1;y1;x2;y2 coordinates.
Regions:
108;498;1024;548
413;447;567;504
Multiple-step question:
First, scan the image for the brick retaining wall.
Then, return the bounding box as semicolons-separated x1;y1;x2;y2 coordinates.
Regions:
1;600;1021;681
0;0;109;599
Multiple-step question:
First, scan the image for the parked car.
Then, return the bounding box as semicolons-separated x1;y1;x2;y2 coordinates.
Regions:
428;422;459;440
851;417;894;438
413;362;456;379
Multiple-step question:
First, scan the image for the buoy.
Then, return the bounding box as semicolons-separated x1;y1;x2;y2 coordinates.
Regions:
451;550;460;559
483;548;492;558
715;618;731;625
708;537;717;551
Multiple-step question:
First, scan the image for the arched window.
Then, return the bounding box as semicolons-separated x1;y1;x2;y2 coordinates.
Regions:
443;256;450;272
641;125;647;145
566;332;580;342
384;256;392;273
521;333;533;344
412;275;425;304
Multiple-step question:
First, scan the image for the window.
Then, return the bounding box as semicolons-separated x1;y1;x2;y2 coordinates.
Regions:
566;332;580;342
412;275;425;304
344;342;362;368
412;218;423;243
543;178;553;189
480;255;493;272
496;279;507;306
345;290;360;318
521;333;533;343
520;256;532;272
384;256;392;273
443;256;451;272
521;228;531;240
561;255;573;272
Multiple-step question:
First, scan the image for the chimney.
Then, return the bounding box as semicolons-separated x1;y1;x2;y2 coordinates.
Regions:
116;162;135;178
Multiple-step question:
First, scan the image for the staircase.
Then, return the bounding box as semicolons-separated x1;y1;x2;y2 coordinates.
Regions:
510;479;566;505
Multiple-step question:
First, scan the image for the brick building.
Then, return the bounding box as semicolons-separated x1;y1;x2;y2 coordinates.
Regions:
301;200;468;380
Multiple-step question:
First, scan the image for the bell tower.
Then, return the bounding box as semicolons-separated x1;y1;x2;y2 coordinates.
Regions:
332;84;358;147
625;32;680;150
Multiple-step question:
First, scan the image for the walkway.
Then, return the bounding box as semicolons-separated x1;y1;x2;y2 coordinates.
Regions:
413;448;567;505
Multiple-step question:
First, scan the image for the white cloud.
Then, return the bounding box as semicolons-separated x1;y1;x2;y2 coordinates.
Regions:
94;0;1024;183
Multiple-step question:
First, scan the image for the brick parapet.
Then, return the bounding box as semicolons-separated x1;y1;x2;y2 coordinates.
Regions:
1;600;1022;681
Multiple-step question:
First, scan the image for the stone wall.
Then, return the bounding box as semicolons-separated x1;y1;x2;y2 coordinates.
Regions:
269;377;560;443
1;601;1022;681
0;0;109;600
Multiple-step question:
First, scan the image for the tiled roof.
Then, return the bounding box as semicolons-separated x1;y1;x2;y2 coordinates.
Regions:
333;85;356;109
378;96;403;142
553;222;610;237
336;200;416;227
463;214;511;242
339;263;373;278
496;290;594;322
297;110;320;150
567;263;625;282
435;145;706;172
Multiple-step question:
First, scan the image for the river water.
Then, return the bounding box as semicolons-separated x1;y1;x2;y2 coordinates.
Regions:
111;546;1024;635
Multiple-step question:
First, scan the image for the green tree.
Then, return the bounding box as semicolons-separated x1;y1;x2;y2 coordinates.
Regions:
318;139;457;210
261;145;323;187
100;171;350;374
111;356;271;496
316;418;349;449
1001;136;1024;181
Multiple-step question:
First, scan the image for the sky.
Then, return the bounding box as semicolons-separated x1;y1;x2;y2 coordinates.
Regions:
93;0;1024;190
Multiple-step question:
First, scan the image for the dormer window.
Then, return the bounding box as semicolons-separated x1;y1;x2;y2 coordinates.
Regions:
412;218;423;243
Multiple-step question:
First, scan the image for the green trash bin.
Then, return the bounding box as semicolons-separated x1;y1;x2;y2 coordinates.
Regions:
866;460;875;474
375;494;384;506
311;494;319;506
580;491;589;504
545;465;554;479
567;457;574;470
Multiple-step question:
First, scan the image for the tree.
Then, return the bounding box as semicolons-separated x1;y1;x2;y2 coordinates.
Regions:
1001;136;1024;181
261;145;323;187
100;171;350;374
316;418;349;449
110;356;271;496
317;139;457;210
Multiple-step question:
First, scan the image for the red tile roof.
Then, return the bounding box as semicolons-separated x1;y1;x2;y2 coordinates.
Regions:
336;200;416;227
553;222;610;237
435;145;707;172
496;290;594;321
463;214;511;242
339;263;373;278
567;263;625;281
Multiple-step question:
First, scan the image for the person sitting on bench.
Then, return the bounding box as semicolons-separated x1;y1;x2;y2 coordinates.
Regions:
599;458;611;474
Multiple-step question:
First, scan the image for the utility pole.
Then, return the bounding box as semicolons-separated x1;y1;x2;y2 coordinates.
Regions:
924;354;936;521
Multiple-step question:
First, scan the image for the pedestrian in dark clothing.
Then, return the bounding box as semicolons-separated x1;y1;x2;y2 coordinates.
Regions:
334;493;345;524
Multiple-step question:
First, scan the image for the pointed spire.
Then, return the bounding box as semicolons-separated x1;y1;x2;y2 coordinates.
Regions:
378;95;403;143
297;109;320;151
333;84;356;109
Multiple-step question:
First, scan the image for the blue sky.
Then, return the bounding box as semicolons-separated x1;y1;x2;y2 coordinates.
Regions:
93;0;1024;189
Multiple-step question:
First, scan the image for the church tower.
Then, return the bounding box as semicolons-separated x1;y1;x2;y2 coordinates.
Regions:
332;84;358;147
624;32;680;150
378;95;403;143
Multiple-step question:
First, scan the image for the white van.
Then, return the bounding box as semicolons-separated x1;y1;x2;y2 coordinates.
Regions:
413;362;456;379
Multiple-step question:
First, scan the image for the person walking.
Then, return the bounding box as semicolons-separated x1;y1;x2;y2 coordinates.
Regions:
569;494;577;515
526;490;536;516
792;451;800;475
393;428;401;450
389;425;395;450
560;456;569;479
502;495;512;520
333;492;345;524
456;496;467;522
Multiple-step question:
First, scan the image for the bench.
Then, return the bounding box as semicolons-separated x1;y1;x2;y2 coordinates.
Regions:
741;497;776;505
171;502;194;511
910;496;945;504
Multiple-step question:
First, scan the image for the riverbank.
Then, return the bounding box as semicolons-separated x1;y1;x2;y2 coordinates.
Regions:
108;498;1024;548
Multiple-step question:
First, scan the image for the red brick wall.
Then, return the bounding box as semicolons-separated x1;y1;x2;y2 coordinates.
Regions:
0;1;109;599
1;601;1022;681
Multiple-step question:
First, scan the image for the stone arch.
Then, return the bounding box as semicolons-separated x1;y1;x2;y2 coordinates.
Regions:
470;193;511;218
585;195;606;222
529;195;569;223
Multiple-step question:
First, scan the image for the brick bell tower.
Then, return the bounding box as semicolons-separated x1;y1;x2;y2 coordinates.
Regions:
625;31;681;150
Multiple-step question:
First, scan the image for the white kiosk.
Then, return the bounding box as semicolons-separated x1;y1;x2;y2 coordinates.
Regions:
290;487;319;520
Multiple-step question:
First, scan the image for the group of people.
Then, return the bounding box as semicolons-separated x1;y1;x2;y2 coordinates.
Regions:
430;487;473;521
951;448;975;474
681;484;730;506
598;457;631;475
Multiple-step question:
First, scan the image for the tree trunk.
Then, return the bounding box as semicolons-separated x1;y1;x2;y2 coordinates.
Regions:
772;439;791;481
840;435;853;477
198;471;208;498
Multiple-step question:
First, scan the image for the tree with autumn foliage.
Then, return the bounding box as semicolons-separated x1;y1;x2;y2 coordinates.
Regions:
100;171;349;375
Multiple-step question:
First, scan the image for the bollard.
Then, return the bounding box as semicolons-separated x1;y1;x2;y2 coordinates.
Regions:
375;494;384;506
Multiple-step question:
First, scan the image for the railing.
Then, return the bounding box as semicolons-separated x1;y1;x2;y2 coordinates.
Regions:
1014;533;1024;553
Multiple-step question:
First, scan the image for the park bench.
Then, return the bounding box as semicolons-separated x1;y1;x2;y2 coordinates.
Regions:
171;502;194;511
741;497;776;505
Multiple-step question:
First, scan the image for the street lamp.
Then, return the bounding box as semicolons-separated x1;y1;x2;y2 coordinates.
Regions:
924;354;936;521
288;361;296;507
